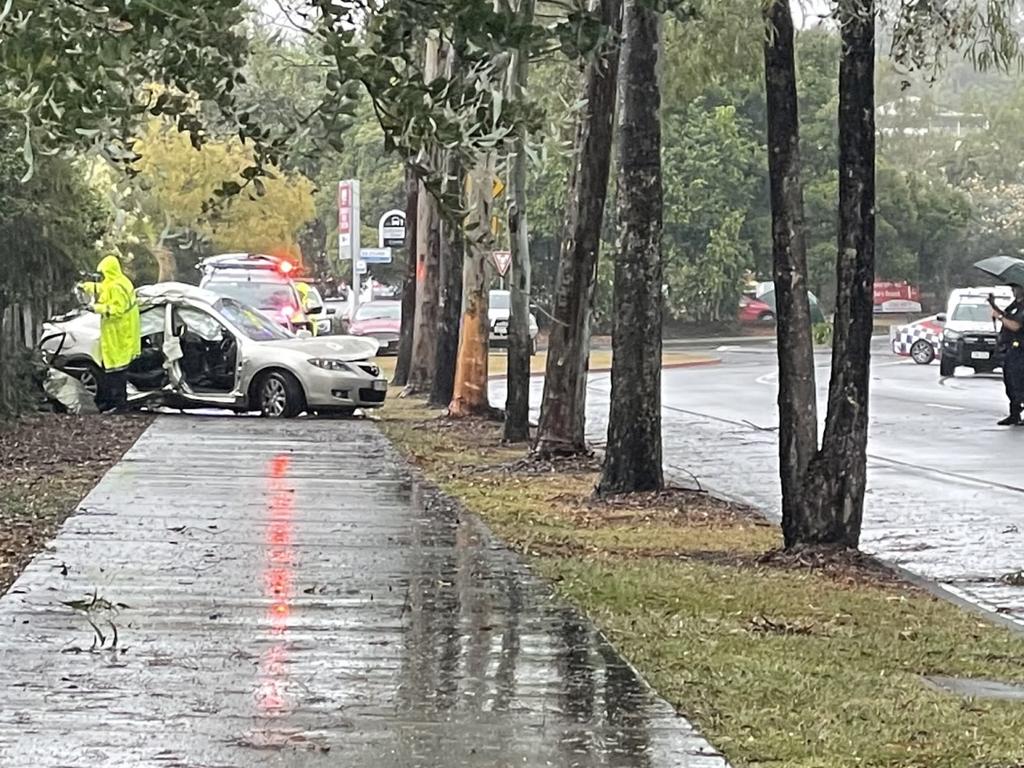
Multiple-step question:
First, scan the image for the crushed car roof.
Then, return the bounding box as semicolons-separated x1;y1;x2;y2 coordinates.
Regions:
137;282;221;306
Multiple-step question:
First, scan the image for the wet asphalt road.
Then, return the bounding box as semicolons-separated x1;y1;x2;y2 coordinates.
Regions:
491;338;1024;629
0;418;727;767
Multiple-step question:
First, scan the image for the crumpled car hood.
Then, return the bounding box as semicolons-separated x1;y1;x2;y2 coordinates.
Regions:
261;334;380;361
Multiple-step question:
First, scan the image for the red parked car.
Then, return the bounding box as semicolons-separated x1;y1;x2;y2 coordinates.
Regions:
738;294;775;324
347;301;401;356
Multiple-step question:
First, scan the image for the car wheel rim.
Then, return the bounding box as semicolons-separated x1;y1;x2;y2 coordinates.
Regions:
78;370;98;396
912;342;932;364
262;378;287;417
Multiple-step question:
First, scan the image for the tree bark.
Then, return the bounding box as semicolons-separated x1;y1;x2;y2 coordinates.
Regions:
449;167;493;417
154;246;176;283
406;34;442;394
598;0;663;495
503;0;537;443
393;161;419;387
763;0;820;548
533;0;624;458
799;0;876;548
430;153;465;407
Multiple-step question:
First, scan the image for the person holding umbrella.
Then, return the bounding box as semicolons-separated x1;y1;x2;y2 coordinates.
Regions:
988;285;1024;425
975;257;1024;425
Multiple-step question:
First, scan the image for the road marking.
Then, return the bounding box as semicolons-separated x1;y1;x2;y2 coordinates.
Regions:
755;372;777;385
925;403;964;411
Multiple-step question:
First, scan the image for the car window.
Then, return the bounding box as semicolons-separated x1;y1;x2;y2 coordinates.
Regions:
490;292;510;310
951;303;994;322
205;278;297;312
355;303;401;321
176;307;228;342
140;306;164;337
215;298;293;341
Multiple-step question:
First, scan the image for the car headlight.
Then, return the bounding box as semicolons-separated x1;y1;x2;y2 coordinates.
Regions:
308;358;356;372
943;329;962;342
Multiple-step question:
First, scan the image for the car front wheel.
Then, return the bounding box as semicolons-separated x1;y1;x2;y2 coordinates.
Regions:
257;371;304;418
73;362;103;398
910;340;935;365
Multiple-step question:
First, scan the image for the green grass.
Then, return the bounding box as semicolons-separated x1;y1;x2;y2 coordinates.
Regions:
379;395;1024;768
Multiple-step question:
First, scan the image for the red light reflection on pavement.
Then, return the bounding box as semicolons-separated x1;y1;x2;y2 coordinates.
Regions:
256;454;294;714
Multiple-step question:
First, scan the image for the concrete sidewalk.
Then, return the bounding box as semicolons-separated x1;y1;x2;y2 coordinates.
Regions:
0;417;727;767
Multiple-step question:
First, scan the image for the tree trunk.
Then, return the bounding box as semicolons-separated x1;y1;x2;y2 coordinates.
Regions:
297;218;328;278
763;0;819;548
799;0;876;548
533;0;624;458
449;168;493;417
503;0;537;443
393;161;419;387
154;246;176;283
430;154;465;407
598;0;663;495
406;34;442;394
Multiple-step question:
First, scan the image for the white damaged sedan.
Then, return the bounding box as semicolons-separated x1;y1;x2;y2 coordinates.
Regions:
38;282;388;417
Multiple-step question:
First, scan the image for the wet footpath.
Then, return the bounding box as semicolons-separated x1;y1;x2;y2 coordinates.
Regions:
0;418;728;767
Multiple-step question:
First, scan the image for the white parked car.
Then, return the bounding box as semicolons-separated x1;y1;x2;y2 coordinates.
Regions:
38;283;386;418
938;286;1013;377
489;290;538;355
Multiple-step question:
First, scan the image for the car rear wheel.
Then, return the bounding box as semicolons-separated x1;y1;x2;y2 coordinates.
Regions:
910;340;935;365
939;355;956;377
758;311;776;324
257;371;304;418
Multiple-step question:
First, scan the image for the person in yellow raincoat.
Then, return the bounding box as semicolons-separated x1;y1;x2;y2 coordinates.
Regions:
81;255;141;412
294;281;317;336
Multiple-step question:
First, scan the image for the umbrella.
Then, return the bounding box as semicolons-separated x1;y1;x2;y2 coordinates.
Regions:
759;288;827;324
974;256;1024;287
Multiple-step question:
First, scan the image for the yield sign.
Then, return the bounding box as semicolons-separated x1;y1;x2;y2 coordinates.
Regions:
490;250;512;277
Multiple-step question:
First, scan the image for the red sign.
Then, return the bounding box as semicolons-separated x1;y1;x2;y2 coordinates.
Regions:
874;281;919;305
337;182;352;235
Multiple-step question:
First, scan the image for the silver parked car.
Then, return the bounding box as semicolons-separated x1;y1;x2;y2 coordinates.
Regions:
38;283;387;418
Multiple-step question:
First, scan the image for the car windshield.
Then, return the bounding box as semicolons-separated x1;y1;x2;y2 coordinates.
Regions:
214;298;293;341
207;278;296;312
951;302;995;322
490;292;510;310
355;303;400;321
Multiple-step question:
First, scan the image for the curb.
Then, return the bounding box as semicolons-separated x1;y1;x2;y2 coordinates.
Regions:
486;356;722;381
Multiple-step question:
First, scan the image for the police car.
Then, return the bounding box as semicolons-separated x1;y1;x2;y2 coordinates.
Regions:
890;315;944;365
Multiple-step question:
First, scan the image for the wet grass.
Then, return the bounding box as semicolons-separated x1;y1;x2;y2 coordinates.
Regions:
380;395;1024;768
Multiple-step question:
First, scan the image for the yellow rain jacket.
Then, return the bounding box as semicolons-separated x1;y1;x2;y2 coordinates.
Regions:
83;255;141;371
295;281;316;336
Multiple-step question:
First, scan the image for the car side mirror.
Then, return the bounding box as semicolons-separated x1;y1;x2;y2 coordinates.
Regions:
936;313;947;323
296;329;312;339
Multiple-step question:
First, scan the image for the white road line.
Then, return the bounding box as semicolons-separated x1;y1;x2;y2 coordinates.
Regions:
755;372;777;385
925;403;964;411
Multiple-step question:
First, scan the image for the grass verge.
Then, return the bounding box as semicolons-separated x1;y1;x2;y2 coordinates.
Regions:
0;413;151;595
379;395;1024;768
373;348;712;380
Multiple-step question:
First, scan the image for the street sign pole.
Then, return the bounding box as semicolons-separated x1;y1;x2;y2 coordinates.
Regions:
338;179;362;321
